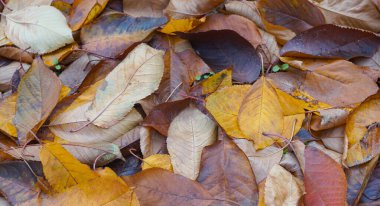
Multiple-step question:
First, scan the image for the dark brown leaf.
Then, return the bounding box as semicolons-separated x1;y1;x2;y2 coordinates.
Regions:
180;30;262;83
0;46;34;64
280;24;380;59
197;137;259;205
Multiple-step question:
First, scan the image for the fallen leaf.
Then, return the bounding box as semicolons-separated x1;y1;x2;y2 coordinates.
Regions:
225;0;264;29
140;129;166;158
113;126;150;150
191;14;262;48
142;99;190;136
41;43;78;67
123;168;218;205
279;152;304;180
345;92;380;166
181;30;262;83
238;77;284;149
85;43;164;128
360;160;380;203
280;24;380;59
13;58;61;144
40;143;98;192
123;0;169;18
164;0;224;19
0;46;34;64
160;17;206;35
304;146;347;206
196;68;232;95
258;0;325;44
264;164;304;206
353;46;380;70
142;154;173;171
0;94;17;137
0;61;30;92
68;0;109;31
197;137;259;205
313;0;380;33
206;85;251;139
5;5;74;54
80;13;167;58
167;106;217;180
258;29;280;67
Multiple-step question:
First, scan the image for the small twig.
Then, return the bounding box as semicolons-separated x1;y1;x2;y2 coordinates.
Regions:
129;148;155;168
74;49;115;60
92;152;107;170
165;82;182;102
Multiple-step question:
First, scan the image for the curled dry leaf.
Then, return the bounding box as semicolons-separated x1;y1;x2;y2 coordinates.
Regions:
191;14;262;48
197;137;259;205
164;0;224;19
68;0;109;31
238;77;284;149
5;5;74;54
123;0;169;18
142;154;173;171
345;92;380;166
167;106;217;180
264;164;304;206
0;61;30;92
313;0;380;33
206;85;250;139
80;13;167;58
181;30;262;83
225;0;264;29
280;24;380;59
258;0;325;44
13;58;61;144
304;146;347;206
140;129;166;158
40;143;98;192
142;99;190;136
85;43;164;128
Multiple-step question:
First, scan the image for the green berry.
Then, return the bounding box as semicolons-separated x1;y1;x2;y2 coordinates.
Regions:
281;64;289;71
55;65;62;70
195;75;201;81
272;65;280;72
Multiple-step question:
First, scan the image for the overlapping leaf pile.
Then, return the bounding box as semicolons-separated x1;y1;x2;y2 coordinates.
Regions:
0;0;379;205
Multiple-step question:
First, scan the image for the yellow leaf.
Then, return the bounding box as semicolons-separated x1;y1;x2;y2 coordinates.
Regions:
160;17;206;35
206;85;250;139
345;93;380;166
42;43;78;67
40;142;98;192
69;0;109;31
0;93;17;137
238;76;284;149
142;154;173;172
201;69;232;95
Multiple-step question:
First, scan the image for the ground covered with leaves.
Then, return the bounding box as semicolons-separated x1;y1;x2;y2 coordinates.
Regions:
0;0;379;205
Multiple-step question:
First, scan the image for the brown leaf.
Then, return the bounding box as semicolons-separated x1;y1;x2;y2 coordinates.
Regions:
13;58;61;144
123;168;219;205
197;137;259;205
164;0;224;19
0;46;34;64
140;129;166;158
68;0;109;31
280;24;380;59
142;99;190;136
181;30;262;83
225;0;264;29
304;146;347;206
258;0;325;44
192;13;262;48
123;0;169;18
353;46;380;70
80;13;167;58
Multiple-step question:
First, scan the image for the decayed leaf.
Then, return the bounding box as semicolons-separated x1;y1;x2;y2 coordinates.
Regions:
192;14;262;48
234;139;283;183
123;168;219;205
197;138;259;205
313;0;380;33
0;93;17;137
13;58;61;144
80;13;167;58
280;24;380;59
85;43;164;128
164;0;224;19
123;0;169;18
304;146;347;206
258;0;325;44
346;155;379;205
167;106;217;180
238;77;284;149
345;92;380;166
68;0;109;31
225;0;264;29
7;142;123;166
142;154;173;171
206;85;250;139
0;161;43;205
181;30;262;83
5;5;74;54
142;99;190;136
40;143;98;192
160;17;206;35
264;164;304;206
